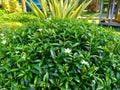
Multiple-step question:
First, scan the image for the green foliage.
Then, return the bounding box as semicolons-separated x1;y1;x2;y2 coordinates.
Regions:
0;9;38;23
26;0;92;19
2;0;22;12
0;17;120;89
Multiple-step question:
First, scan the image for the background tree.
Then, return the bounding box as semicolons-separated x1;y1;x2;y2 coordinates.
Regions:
9;0;22;12
2;0;22;12
86;0;100;12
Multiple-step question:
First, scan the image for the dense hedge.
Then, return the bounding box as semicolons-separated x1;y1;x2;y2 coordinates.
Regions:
0;19;120;89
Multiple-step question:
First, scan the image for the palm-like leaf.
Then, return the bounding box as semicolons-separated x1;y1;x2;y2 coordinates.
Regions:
26;0;92;19
70;0;92;18
26;0;46;19
38;0;48;17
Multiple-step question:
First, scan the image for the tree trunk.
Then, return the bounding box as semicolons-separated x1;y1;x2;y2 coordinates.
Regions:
0;0;2;7
86;0;99;12
21;0;26;12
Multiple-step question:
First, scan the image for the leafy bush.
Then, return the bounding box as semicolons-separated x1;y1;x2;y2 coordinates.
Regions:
0;19;120;89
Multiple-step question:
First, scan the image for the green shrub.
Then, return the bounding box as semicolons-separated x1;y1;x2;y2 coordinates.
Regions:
0;19;120;89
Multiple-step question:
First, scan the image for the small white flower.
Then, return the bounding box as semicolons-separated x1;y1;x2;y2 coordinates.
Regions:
81;60;89;66
92;80;96;84
1;40;6;44
0;33;4;37
13;36;16;39
22;55;26;60
112;64;116;68
15;51;20;54
37;28;42;32
64;48;71;54
46;17;51;20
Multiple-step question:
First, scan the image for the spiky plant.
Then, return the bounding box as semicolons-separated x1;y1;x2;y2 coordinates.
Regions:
26;0;92;19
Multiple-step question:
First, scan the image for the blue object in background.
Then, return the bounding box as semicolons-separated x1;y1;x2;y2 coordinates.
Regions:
27;0;42;12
